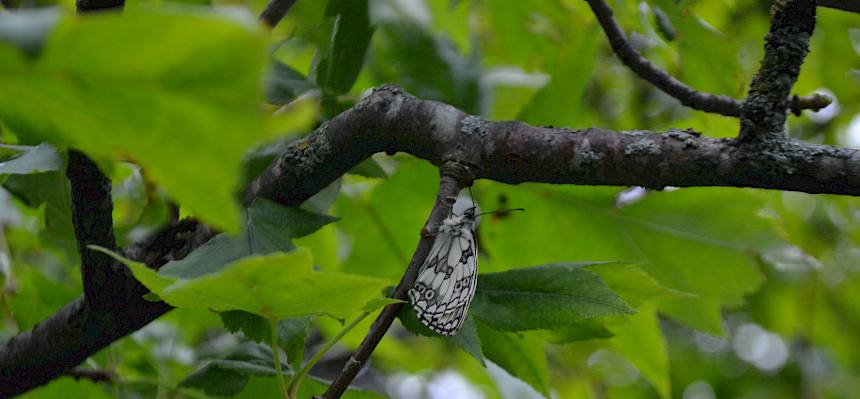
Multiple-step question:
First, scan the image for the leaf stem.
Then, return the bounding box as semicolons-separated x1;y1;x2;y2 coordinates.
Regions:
287;312;370;398
270;320;289;399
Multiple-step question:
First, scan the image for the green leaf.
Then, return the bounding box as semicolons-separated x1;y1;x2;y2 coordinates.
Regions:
316;0;374;95
370;10;481;113
517;23;600;127
181;360;257;396
611;304;670;399
218;311;312;371
335;161;438;279
477;322;549;398
233;376;385;399
264;61;316;104
0;9;271;232
92;247;391;320
180;342;285;396
479;184;780;334
545;319;615;344
648;0;743;96
159;198;337;278
277;316;311;371
397;305;485;366
360;297;403;312
3;168;76;258
348;158;388;178
0;143;61;175
470;263;635;332
585;263;692;308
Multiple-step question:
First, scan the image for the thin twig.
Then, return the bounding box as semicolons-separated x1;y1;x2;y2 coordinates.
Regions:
818;0;860;14
585;0;828;117
259;0;298;28
64;367;117;383
321;164;473;398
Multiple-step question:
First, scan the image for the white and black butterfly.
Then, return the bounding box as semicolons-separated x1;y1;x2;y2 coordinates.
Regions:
408;206;479;336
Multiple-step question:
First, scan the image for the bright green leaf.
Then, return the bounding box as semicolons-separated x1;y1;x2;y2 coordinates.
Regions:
517;23;600;127
159;198;337;278
585;263;693;308
477;322;549;398
0;9;270;231
611;304;670;399
361;297;403;312
92;247;390;320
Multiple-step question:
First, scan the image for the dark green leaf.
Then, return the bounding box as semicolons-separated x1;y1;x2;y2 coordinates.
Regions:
348;158;387;178
470;263;636;331
180;342;284;396
220;310;271;344
316;0;374;95
264;61;316;104
397;305;485;365
180;361;254;396
3;168;76;258
277;316;311;371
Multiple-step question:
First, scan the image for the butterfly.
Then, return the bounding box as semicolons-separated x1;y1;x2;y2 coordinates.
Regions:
408;206;479;336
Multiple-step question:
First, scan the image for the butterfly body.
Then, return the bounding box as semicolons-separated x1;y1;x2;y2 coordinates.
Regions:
408;207;478;336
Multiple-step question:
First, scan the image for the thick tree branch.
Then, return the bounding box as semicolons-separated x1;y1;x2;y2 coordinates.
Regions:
5;77;860;396
0;220;212;398
585;0;829;117
249;86;860;199
66;150;120;304
739;0;816;140
322;164;471;399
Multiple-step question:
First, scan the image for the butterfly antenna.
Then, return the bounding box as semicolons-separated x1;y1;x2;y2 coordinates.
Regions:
467;186;477;208
477;208;525;216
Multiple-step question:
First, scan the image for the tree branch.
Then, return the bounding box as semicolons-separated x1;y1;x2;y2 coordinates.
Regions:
259;0;297;28
66;150;120;305
585;0;829;117
0;219;212;398
5;77;860;396
249;85;860;199
818;0;860;14
739;0;816;141
64;367;117;383
321;164;472;399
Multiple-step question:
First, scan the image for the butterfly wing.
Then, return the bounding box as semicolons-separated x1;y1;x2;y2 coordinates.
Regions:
408;221;477;336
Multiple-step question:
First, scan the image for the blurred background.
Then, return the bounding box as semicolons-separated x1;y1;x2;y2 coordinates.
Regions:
2;0;860;398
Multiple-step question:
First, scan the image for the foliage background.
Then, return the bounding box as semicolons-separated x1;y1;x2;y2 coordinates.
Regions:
1;0;860;398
